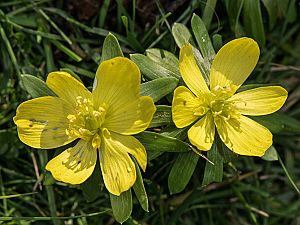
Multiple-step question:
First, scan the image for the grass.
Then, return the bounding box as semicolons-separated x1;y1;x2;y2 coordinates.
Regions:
0;0;299;224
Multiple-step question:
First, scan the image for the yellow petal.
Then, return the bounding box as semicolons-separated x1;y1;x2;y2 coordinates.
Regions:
104;96;156;135
179;44;210;97
172;86;205;128
217;116;272;156
13;96;75;149
93;57;140;110
210;38;260;94
108;131;147;171
99;130;143;195
229;86;288;116
46;140;96;184
46;71;92;107
188;113;215;151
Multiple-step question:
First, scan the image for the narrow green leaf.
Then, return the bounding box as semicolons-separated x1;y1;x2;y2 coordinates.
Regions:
21;74;56;98
147;151;164;161
130;54;180;80
278;114;300;134
37;8;72;45
0;23;21;79
192;47;210;83
101;33;123;62
51;40;82;62
149;105;172;128
171;23;194;48
261;0;277;29
212;34;223;51
243;0;265;47
109;190;132;223
202;141;223;186
224;0;245;36
278;155;300;194
261;146;278;161
0;192;37;200
43;39;57;72
98;0;111;27
202;0;217;29
132;162;148;212
191;14;215;64
80;163;104;202
160;126;188;141
59;61;95;78
140;77;178;102
135;131;191;153
250;113;285;134
8;15;37;28
216;135;237;163
168;151;199;194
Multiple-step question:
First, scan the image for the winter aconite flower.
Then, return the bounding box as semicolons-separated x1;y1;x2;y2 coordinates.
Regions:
14;57;156;195
172;38;288;156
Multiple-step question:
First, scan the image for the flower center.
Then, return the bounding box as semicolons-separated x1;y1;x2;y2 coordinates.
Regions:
209;85;242;124
66;96;107;149
193;85;244;125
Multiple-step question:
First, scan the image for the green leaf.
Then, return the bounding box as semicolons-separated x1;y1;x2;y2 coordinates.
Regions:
146;48;179;70
132;162;148;212
171;23;194;48
147;151;164;161
191;14;215;64
217;137;237;163
130;54;180;80
202;0;217;29
80;163;104;202
224;0;246;37
202;141;223;186
261;146;278;161
261;0;278;29
145;49;180;78
21;74;56;98
250;113;285;134
212;34;223;52
135;131;191;153
192;47;210;83
110;190;132;223
140;77;178;103
168;151;199;194
264;113;300;134
149;105;172;128
160;126;189;140
101;33;123;62
243;0;266;47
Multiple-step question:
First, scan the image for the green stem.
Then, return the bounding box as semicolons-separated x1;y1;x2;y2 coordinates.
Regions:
278;155;300;194
38;151;61;225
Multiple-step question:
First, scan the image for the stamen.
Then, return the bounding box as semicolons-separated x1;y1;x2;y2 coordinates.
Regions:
65;96;107;142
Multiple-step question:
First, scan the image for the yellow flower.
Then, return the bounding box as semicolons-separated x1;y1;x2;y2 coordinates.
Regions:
172;38;288;156
14;57;156;195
